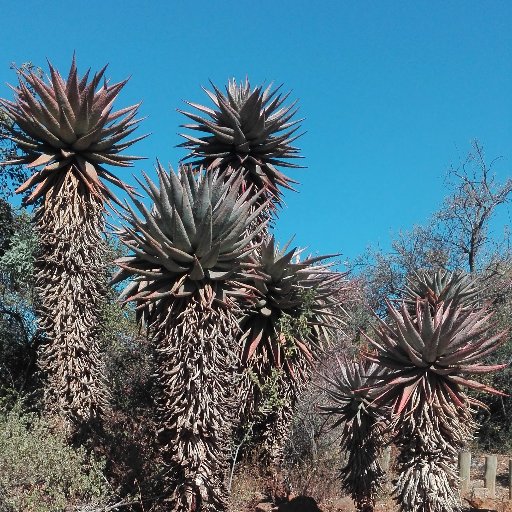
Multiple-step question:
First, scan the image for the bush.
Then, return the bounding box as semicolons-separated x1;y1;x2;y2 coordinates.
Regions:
0;397;112;512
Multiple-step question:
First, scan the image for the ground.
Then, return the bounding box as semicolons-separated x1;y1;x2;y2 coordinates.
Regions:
228;452;512;512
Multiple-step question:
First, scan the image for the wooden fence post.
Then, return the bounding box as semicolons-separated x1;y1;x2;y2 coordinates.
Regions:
459;451;471;493
484;454;497;498
509;459;512;500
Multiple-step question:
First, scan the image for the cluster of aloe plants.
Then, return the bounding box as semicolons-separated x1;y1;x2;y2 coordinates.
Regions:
322;270;507;512
2;56;506;512
0;58;345;511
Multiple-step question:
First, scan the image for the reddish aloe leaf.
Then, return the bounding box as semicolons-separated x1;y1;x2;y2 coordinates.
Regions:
458;363;508;374
450;375;508;396
395;379;420;415
242;329;264;365
440;379;465;408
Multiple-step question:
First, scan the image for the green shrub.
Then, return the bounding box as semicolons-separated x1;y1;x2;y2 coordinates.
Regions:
0;398;112;511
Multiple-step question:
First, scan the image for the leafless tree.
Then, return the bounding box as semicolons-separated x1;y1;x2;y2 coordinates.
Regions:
435;139;512;273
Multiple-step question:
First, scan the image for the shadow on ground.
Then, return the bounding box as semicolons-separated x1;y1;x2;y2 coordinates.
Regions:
278;496;323;512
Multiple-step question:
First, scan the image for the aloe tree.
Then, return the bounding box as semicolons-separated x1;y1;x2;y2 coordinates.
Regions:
237;236;342;465
365;272;507;512
181;80;346;462
321;358;388;512
113;164;266;511
0;57;144;438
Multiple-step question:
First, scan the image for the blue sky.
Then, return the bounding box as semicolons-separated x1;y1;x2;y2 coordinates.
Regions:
1;1;511;264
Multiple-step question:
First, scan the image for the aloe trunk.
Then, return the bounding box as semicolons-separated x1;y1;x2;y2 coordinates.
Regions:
393;402;474;512
342;413;385;512
238;368;298;468
153;295;238;511
260;375;296;468
35;173;107;438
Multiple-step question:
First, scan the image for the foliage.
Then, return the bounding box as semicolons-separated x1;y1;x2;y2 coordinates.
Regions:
0;208;37;288
469;260;512;451
247;367;288;416
102;331;165;510
435;139;512;273
356;140;512;313
229;368;289;493
0;207;37;396
0;397;111;512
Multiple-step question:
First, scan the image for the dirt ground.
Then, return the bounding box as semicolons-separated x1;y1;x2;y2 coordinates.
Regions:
229;452;512;512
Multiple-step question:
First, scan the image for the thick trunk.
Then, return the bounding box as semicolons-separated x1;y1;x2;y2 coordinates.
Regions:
393;404;474;512
236;353;317;476
154;293;238;512
236;363;297;469
35;172;107;440
340;414;385;512
260;375;296;469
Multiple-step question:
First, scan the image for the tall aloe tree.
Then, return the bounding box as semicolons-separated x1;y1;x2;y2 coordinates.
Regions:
113;164;266;511
321;358;388;512
179;80;324;467
238;236;342;465
0;57;144;438
365;274;507;512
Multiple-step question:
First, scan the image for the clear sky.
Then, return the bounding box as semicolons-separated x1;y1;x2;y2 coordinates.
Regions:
1;0;511;263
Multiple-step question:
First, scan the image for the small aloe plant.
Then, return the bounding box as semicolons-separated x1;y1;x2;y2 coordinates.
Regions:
321;357;388;512
365;271;507;512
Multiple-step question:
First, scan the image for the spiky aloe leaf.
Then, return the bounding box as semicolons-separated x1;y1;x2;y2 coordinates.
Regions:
0;56;146;205
179;79;303;204
115;164;267;512
321;357;388;512
364;297;507;512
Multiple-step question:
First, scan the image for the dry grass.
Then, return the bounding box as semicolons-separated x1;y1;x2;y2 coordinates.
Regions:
228;449;512;512
228;461;269;512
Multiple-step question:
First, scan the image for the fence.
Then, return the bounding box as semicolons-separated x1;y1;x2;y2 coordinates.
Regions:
381;447;512;499
458;452;512;499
